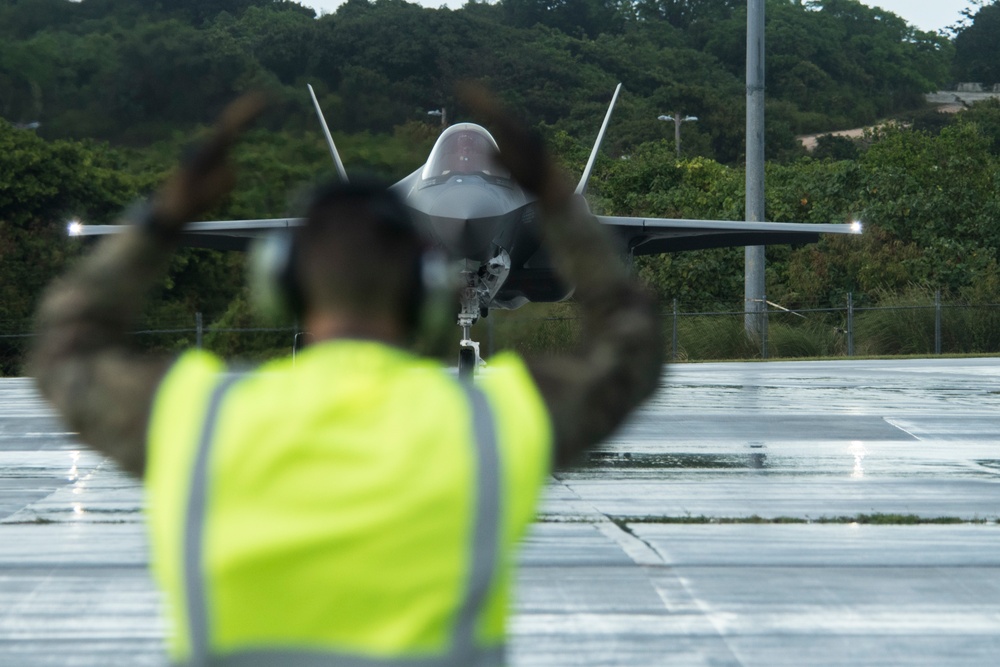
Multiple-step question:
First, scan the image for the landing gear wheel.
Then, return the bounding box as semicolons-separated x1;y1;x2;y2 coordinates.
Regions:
458;347;476;381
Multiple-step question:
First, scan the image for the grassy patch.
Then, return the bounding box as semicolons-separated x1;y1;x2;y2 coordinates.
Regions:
817;513;966;525
5;516;55;524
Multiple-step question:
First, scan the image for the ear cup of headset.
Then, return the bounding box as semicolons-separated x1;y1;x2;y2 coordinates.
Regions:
248;230;304;322
363;196;455;341
411;248;458;350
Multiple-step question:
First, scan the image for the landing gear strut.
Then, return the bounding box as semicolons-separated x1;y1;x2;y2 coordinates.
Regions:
455;252;509;381
457;267;482;381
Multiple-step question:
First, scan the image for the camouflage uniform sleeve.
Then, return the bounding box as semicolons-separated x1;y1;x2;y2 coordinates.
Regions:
456;84;665;468
29;227;177;478
525;195;665;468
29;94;264;479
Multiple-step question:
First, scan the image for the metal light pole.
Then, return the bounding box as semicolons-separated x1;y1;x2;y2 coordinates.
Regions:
657;113;698;156
427;108;447;127
745;0;767;343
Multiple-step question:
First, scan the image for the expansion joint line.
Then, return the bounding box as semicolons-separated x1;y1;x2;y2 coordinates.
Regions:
549;475;665;566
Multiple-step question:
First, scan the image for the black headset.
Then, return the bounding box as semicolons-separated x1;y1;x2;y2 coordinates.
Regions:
248;181;455;343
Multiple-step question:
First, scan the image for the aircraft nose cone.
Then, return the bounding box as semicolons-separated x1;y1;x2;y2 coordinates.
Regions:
425;185;510;261
427;185;506;221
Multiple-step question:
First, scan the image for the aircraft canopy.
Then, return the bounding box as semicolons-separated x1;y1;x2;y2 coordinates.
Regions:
421;123;509;181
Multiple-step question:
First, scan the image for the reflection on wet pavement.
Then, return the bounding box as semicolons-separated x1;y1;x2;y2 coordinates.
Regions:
2;360;1000;666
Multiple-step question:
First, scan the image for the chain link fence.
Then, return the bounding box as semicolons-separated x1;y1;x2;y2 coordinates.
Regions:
665;291;1000;360
3;291;1000;372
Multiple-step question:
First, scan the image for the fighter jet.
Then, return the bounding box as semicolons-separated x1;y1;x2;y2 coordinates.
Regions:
71;84;861;377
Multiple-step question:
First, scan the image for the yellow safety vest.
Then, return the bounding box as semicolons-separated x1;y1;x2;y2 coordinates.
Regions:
145;340;552;666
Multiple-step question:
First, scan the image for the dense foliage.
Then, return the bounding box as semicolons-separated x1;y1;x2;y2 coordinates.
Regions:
594;112;1000;310
953;1;1000;84
0;0;953;153
1;0;1000;368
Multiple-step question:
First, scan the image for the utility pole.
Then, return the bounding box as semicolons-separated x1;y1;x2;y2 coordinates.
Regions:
657;113;698;157
745;0;766;342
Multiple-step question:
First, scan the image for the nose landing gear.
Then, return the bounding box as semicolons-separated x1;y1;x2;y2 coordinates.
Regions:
458;268;485;382
458;268;483;381
455;251;509;381
458;343;479;381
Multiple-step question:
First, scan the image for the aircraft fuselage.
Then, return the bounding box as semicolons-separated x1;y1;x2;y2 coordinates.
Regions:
402;174;536;264
392;122;570;311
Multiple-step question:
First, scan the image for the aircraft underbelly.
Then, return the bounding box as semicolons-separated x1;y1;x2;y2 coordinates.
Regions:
407;177;535;262
425;212;515;262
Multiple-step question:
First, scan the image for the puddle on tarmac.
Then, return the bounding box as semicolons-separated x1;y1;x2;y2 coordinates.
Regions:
585;451;768;469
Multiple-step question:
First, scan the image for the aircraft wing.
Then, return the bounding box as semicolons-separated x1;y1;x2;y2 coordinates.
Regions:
597;215;861;255
69;218;304;251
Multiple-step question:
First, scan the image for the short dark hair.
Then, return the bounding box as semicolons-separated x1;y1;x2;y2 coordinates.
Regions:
295;179;425;330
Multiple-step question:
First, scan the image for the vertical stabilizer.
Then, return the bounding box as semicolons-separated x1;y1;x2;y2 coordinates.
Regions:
307;84;349;182
575;83;622;196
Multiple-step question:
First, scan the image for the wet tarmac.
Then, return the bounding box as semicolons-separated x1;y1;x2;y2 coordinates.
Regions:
2;358;999;665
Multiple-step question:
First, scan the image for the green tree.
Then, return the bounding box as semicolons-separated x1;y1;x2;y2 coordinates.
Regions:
957;97;1000;155
590;144;748;305
811;134;859;161
501;0;630;38
632;0;740;30
781;122;1000;305
100;19;270;136
953;1;1000;84
0;123;140;372
0;0;77;40
223;5;318;85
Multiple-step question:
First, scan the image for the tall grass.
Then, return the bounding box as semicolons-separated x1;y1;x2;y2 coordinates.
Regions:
176;293;1000;363
670;311;841;361
949;304;1000;353
855;287;1000;356
768;319;841;358
45;290;998;367
674;314;758;360
855;296;935;356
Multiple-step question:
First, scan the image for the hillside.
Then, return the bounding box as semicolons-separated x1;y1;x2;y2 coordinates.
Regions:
0;0;954;164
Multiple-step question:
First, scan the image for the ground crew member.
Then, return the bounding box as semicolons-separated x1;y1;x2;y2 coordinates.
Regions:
30;91;664;666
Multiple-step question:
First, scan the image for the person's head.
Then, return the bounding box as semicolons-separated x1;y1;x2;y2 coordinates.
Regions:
285;179;428;342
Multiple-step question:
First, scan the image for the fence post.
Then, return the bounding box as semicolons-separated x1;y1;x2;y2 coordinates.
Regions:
195;312;203;349
935;289;942;355
672;298;679;361
761;295;768;360
846;293;854;357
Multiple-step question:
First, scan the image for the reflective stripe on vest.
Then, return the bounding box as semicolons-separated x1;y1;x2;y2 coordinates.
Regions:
180;377;503;667
179;645;503;667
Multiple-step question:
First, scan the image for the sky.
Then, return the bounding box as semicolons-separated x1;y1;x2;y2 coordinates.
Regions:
303;1;979;34
862;0;977;33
